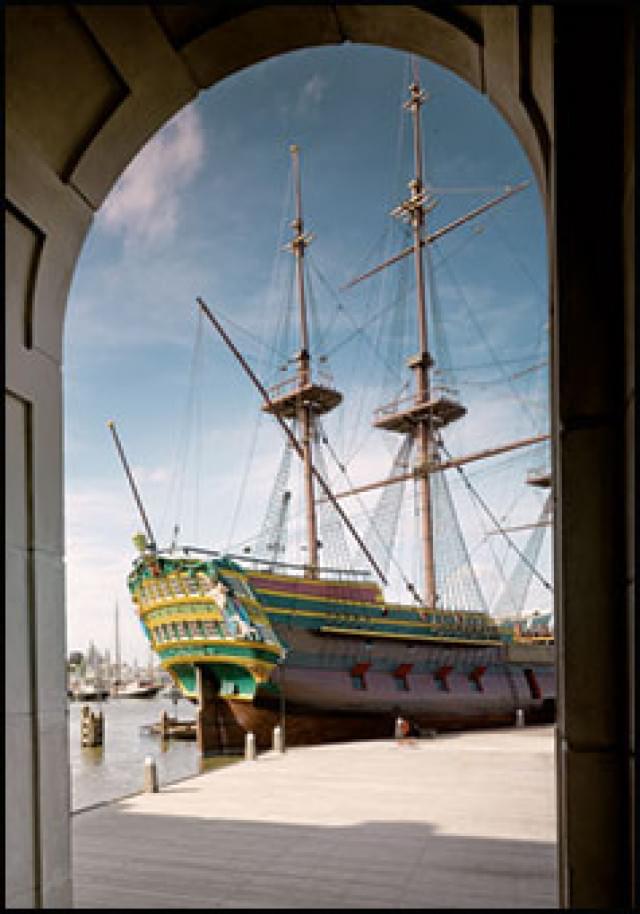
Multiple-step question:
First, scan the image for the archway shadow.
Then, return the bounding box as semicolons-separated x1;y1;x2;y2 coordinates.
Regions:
72;807;557;908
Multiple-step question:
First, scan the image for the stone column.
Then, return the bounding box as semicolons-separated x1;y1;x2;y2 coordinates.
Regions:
553;8;636;907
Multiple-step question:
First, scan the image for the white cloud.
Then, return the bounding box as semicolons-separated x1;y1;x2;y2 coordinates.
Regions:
297;73;329;113
131;464;172;485
98;104;205;246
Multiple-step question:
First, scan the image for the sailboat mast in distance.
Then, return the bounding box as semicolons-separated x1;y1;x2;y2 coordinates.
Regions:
114;600;120;694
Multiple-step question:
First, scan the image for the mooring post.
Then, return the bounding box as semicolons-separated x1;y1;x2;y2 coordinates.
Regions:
245;731;256;760
144;755;159;792
160;709;168;739
273;725;284;753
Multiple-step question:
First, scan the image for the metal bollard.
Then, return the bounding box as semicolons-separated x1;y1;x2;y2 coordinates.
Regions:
273;725;283;753
144;755;159;792
515;708;525;728
245;731;256;761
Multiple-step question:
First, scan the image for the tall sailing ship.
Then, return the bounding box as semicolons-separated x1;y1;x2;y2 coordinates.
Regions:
111;69;554;753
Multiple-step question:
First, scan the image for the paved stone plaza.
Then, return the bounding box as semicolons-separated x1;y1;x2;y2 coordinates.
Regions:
72;726;557;908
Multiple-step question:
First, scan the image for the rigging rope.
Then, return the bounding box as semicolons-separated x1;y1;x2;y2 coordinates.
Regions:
431;467;488;613
226;158;296;550
316;419;424;604
362;434;414;579
432;239;542;431
439;440;553;593
254;441;294;566
491;492;553;616
314;438;352;570
159;307;204;544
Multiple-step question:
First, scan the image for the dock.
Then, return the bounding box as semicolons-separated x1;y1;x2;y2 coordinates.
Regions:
72;725;557;908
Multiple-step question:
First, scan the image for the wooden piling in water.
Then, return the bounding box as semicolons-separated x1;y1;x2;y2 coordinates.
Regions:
81;705;103;747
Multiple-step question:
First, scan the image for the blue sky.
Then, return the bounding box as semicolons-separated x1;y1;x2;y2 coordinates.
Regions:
64;44;550;663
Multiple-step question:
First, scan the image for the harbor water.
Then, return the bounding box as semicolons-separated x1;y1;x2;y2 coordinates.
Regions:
69;695;238;812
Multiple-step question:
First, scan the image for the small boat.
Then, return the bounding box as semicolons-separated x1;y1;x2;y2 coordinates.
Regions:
71;674;109;701
116;678;162;699
73;685;109;701
160;684;184;702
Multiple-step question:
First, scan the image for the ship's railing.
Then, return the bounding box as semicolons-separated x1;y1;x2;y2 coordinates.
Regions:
373;385;457;420
265;370;339;399
237;555;373;582
167;545;373;582
266;373;298;398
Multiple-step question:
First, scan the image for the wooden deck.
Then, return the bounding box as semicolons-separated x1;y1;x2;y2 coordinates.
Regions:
72;726;557;908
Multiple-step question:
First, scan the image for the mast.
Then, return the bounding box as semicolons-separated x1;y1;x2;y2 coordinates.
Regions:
289;144;318;574
196;297;387;586
252;146;343;578
406;77;436;607
340;64;532;609
107;420;157;551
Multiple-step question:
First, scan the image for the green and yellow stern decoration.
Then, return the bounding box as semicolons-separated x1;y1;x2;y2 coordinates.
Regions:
127;536;285;700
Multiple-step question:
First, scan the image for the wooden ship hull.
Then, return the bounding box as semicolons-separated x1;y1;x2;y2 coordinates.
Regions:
127;552;554;754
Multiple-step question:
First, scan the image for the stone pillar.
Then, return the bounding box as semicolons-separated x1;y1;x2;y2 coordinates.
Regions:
5;141;91;907
553;8;635;907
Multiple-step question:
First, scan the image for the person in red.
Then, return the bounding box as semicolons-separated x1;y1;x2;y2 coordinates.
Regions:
396;716;417;747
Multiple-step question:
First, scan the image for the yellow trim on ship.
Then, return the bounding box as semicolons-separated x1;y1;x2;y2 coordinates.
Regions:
136;594;221;615
253;585;491;628
157;652;276;684
144;609;223;627
152;636;282;657
261;603;496;635
318;625;503;646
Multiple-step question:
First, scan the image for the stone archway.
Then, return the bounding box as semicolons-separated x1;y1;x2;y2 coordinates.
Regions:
5;5;635;908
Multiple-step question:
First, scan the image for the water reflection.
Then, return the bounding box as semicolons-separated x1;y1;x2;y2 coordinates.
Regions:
79;746;105;767
69;696;239;811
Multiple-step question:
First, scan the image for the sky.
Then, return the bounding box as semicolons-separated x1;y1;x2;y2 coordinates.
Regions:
63;44;550;663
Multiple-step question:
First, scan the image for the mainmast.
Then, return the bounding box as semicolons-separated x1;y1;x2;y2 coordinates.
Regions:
340;63;532;609
260;145;343;577
407;79;436;606
373;74;465;608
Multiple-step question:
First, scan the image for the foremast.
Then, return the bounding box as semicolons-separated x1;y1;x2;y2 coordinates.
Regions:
261;145;343;577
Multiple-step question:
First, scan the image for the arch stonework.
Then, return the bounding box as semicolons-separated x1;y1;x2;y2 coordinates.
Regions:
5;5;635;908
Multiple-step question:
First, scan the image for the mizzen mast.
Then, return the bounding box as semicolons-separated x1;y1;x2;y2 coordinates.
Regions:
260;145;342;577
